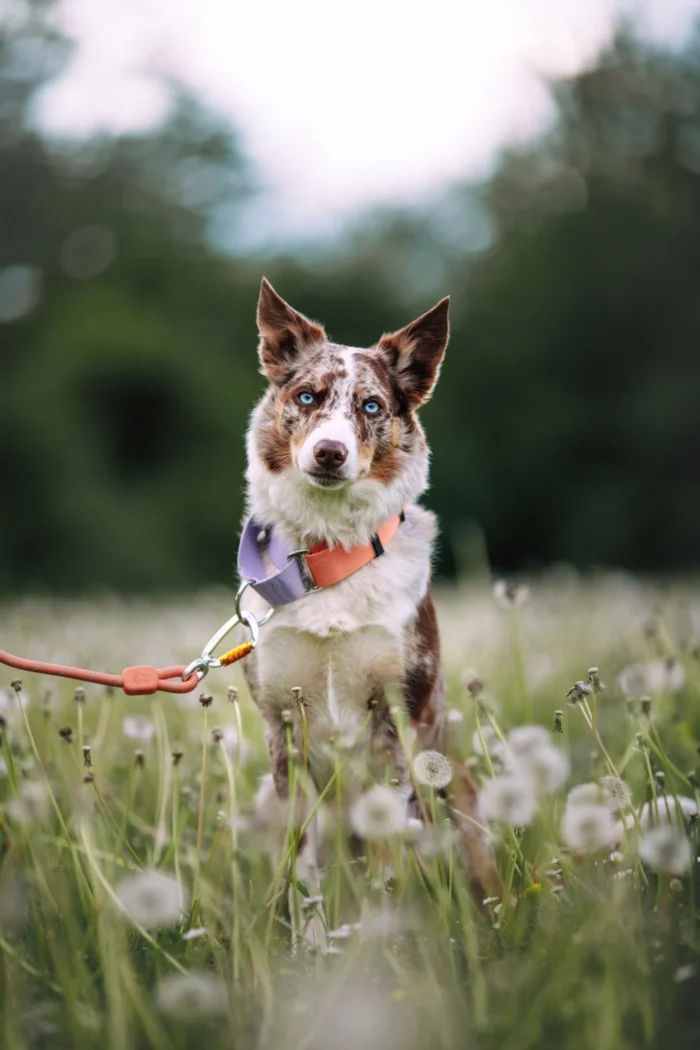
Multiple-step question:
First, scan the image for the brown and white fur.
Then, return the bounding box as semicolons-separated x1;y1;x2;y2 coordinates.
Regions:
242;279;500;946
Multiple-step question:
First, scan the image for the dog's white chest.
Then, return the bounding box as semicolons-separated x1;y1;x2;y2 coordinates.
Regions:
246;507;435;733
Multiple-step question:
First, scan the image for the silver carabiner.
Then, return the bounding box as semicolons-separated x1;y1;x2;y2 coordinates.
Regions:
235;579;274;626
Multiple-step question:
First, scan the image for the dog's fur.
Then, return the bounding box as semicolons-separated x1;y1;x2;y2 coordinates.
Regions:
242;279;500;945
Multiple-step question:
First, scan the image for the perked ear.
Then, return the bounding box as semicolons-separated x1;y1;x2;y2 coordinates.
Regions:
256;277;327;384
377;297;450;406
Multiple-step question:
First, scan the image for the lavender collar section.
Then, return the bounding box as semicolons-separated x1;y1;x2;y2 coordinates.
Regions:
237;517;309;608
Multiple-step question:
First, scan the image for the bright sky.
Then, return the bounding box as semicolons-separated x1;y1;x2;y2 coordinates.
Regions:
26;0;700;244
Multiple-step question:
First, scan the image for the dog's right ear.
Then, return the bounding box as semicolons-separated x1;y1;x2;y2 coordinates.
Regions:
256;278;326;385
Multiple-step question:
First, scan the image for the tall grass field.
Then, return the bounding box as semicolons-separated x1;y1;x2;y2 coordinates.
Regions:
1;575;699;1049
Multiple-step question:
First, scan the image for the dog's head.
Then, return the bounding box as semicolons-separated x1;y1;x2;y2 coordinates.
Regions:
246;278;450;543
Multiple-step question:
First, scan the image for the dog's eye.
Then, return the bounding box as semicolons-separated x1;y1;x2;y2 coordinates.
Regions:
298;391;315;406
363;400;381;415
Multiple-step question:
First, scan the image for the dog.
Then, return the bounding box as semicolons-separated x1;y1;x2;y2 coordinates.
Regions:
240;278;500;945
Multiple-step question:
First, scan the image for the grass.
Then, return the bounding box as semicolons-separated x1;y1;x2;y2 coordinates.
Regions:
1;574;700;1049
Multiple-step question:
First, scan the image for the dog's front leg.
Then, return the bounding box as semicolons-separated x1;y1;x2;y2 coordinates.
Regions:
263;715;328;953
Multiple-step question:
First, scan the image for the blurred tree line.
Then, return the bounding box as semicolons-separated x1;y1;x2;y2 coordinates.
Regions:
2;4;700;594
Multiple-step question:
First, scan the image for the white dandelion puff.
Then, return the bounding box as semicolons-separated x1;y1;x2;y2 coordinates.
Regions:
480;774;537;826
639;826;692;874
7;781;48;824
507;725;550;760
472;725;509;765
154;973;229;1019
493;580;530;607
618;659;686;697
214;724;250;762
515;745;570;794
446;707;464;724
115;870;187;929
639;794;698;830
506;726;569;794
413;750;453;790
349;785;407;839
562;803;616;852
567;782;606;808
121;715;155;742
599;776;632;812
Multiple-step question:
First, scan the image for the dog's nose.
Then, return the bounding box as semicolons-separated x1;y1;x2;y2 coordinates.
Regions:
313;439;348;470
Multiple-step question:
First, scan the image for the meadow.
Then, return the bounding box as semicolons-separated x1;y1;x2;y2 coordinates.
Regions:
1;573;699;1049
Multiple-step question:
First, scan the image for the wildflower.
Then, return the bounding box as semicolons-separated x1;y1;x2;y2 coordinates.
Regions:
154;973;228;1020
134;750;144;768
182;926;207;941
7;781;48;824
553;710;563;734
413;750;453;790
211;728;224;744
328;923;358;940
82;745;92;768
566;680;592;706
493;580;530;607
172;748;184;766
227;686;238;703
447;707;464;724
639;826;692;874
641;696;652;716
599;776;632;812
122;715;155;742
639;794;698;830
588;667;605;693
674;964;697;983
349;785;407;839
74;687;85;704
669;878;683;893
198;693;214;708
115;870;187;929
83;772;94;784
561;803;616;852
480;774;537;826
58;727;73;743
280;708;293;726
10;680;22;694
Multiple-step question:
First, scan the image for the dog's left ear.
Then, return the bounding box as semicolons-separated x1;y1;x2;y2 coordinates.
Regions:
257;278;327;385
377;297;450;406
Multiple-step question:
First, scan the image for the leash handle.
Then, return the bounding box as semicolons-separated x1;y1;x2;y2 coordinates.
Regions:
0;649;201;696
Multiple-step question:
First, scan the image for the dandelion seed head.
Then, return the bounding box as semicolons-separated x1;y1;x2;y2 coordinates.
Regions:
7;781;48;824
154;973;228;1020
561;802;616;852
513;745;570;794
122;715;155;742
639;826;692;874
618;659;686;697
507;725;550;760
413;750;453;790
493;580;530;607
447;707;464;724
349;785;407;839
599;776;632;812
639;794;698;830
115;870;187;929
472;725;508;765
480;774;537;826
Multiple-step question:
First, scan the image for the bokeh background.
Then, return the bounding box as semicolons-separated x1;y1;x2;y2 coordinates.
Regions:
3;0;700;596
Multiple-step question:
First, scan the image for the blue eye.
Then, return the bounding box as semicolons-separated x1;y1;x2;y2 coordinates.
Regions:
363;400;381;415
298;391;315;405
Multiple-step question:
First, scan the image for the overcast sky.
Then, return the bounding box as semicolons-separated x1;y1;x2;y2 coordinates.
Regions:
24;0;700;245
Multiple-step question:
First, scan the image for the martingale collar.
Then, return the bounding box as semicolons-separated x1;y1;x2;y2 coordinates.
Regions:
237;510;406;609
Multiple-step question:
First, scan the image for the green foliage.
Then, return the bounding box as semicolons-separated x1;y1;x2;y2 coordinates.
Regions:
3;13;700;592
1;578;700;1049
